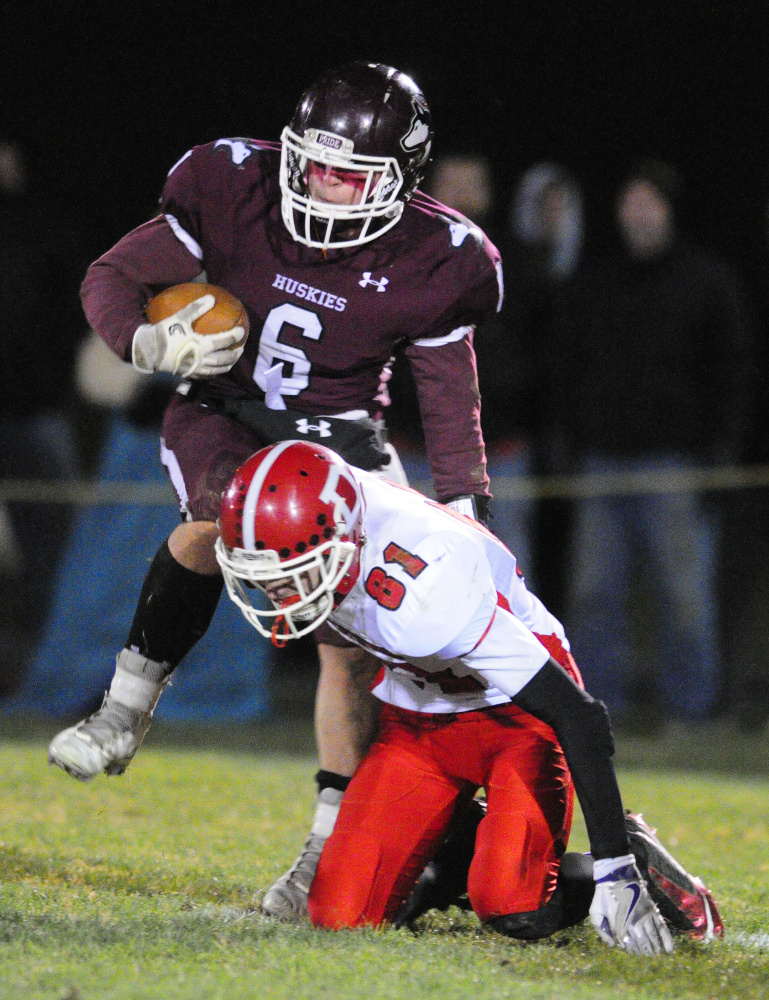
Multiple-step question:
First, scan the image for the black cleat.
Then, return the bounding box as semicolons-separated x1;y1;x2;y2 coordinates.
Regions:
625;811;723;942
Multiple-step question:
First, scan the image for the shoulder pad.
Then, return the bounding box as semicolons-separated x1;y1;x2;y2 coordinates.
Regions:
212;137;258;166
168;139;279;178
375;531;493;658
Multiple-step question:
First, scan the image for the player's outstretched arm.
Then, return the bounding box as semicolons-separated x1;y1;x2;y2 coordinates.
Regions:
512;658;673;955
132;295;244;378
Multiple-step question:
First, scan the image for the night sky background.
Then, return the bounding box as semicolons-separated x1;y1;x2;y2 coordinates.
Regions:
4;0;769;281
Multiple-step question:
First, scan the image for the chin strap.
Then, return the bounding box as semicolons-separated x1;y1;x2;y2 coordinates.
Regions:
270;619;290;648
271;595;301;648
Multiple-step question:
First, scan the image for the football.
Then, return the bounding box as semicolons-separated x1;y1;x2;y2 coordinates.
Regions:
145;283;250;344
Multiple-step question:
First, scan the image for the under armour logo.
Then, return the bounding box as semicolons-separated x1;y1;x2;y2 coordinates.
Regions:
296;418;332;438
359;272;389;292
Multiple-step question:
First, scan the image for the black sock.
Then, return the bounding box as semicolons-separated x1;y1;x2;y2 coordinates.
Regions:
315;770;351;794
125;538;224;666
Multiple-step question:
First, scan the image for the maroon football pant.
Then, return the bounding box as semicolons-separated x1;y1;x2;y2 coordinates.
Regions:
162;394;264;522
308;701;574;928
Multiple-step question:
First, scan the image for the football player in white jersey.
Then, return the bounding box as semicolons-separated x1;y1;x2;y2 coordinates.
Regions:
214;441;723;951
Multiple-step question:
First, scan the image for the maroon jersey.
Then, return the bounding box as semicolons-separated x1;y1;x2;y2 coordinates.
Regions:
81;139;502;500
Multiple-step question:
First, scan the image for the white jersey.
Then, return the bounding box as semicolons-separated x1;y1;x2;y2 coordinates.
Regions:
328;472;570;714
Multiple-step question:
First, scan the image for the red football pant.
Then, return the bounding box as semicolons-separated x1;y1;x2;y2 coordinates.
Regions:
308;701;574;928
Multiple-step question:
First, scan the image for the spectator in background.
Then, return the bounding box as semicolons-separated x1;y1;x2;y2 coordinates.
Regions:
427;154;495;232
0;131;89;693
548;160;753;726
475;163;583;594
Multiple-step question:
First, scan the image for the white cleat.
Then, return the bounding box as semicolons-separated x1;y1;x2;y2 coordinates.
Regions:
262;786;343;921
47;695;151;782
261;831;326;921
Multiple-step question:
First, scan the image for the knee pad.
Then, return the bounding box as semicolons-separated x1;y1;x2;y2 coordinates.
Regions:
469;811;556;921
308;830;383;929
488;887;565;940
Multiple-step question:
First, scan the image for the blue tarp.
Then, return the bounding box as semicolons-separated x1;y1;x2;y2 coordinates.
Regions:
1;416;271;721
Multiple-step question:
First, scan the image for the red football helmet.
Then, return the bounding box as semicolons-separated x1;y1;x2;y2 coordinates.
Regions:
215;440;362;644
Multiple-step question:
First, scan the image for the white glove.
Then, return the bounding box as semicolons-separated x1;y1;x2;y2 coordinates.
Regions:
590;856;674;955
132;294;245;378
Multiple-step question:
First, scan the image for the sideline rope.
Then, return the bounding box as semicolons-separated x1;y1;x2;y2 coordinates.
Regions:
3;463;769;504
417;463;769;500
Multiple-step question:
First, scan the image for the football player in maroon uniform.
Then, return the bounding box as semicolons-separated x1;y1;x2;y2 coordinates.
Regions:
47;62;503;920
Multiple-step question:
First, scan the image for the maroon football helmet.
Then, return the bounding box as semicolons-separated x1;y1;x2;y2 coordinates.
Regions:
280;62;433;249
215;441;362;643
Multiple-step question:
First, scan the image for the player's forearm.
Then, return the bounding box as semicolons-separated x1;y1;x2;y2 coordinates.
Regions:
81;216;203;361
512;659;631;861
315;645;381;775
407;337;489;500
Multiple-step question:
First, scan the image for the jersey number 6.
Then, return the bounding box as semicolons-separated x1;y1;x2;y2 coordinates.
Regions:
253;302;322;396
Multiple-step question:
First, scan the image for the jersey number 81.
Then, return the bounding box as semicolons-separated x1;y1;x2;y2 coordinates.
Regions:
365;543;427;611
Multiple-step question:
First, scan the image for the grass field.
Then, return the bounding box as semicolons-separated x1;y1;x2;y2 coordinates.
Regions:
1;719;769;1000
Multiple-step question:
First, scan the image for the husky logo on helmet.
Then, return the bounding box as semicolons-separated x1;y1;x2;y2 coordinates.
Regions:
401;98;432;155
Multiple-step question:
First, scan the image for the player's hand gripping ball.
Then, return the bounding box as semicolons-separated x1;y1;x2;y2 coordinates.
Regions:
133;282;249;378
145;283;249;340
